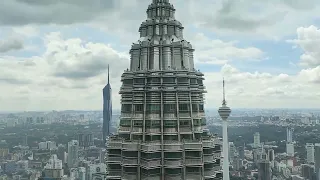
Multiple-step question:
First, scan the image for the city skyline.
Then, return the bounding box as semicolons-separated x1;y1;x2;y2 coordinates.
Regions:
0;0;320;111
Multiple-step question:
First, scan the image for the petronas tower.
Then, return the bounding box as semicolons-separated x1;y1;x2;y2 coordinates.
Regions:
106;0;222;179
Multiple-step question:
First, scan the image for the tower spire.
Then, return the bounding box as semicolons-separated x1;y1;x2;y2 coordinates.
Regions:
107;64;110;84
222;78;227;106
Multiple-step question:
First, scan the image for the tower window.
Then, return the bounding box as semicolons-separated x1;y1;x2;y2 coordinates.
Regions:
177;78;188;84
192;104;198;112
164;104;176;112
163;77;175;83
134;78;145;85
122;104;132;112
190;79;197;84
135;104;144;112
146;104;160;112
123;79;133;85
199;104;204;111
178;104;189;112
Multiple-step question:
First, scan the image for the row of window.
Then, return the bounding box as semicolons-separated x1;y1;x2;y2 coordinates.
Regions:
121;104;204;112
123;78;203;85
121;119;206;127
118;133;211;142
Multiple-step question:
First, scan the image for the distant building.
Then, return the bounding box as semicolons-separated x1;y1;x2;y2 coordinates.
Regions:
102;65;112;145
315;143;320;178
67;140;79;168
258;160;271;180
287;127;293;143
57;144;66;164
38;141;57;150
78;133;94;148
254;132;261;148
306;143;315;163
238;145;245;159
301;164;315;180
229;142;236;163
286;142;294;157
39;155;64;180
0;141;9;158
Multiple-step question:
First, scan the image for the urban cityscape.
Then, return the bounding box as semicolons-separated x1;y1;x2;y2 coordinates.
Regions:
1;0;320;180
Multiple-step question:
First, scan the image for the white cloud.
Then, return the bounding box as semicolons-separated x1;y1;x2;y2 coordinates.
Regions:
0;32;128;111
288;25;320;68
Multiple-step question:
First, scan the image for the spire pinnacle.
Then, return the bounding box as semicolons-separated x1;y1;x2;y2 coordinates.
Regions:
222;78;227;105
107;64;110;84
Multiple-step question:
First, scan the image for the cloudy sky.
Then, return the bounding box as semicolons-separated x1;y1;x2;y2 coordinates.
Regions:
1;0;320;111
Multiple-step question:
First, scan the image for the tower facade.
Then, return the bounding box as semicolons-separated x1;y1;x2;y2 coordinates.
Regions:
103;65;112;145
105;0;222;180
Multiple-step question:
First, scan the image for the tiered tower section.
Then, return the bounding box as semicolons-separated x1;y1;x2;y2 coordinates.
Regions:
106;0;222;180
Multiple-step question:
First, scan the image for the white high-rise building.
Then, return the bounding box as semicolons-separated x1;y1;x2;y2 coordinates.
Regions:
67;140;79;168
254;132;260;148
287;128;294;143
306;143;315;163
43;155;64;179
286;143;294;157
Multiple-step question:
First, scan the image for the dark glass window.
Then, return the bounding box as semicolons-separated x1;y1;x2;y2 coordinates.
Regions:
199;104;204;111
190;79;197;84
123;79;133;85
162;77;175;83
164;104;176;112
135;104;144;112
179;104;189;111
134;78;145;84
192;104;198;112
121;104;132;112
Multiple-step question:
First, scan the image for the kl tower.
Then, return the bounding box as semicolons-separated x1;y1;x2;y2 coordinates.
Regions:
218;79;231;180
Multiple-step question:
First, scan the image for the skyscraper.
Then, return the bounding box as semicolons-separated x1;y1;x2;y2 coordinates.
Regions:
287;127;293;143
258;160;271;180
103;65;112;145
67;140;79;168
254;132;261;148
218;79;231;180
105;0;222;179
314;143;320;178
306;143;315;164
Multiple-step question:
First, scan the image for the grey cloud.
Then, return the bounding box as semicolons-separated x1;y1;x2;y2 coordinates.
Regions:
52;53;128;80
0;0;116;25
0;38;24;53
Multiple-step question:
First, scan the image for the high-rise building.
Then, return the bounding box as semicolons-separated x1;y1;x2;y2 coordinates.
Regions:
314;143;320;178
105;0;223;179
238;145;245;160
229;142;236;164
57;144;66;165
286;142;294;157
258;160;271;180
78;133;94;148
306;143;315;164
301;164;315;180
40;155;64;180
254;132;260;148
67;140;79;168
103;65;112;145
287;127;293;143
